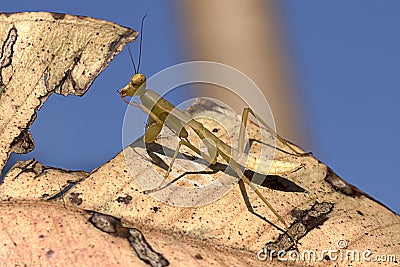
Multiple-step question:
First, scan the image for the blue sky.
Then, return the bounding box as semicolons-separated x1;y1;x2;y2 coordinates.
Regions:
1;1;399;213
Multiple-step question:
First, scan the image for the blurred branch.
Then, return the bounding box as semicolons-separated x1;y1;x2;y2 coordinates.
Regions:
176;0;308;148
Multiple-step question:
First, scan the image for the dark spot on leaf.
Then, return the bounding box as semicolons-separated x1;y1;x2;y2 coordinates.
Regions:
129;228;169;267
116;195;133;204
69;192;82;205
9;130;35;154
51;12;65;20
73;55;81;64
194;254;203;260
324;167;396;213
264;202;334;256
324;167;361;196
108;40;118;52
0;27;18;97
46;249;55;257
89;212;169;266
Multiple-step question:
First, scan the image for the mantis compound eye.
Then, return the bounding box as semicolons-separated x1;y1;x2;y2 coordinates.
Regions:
131;73;146;87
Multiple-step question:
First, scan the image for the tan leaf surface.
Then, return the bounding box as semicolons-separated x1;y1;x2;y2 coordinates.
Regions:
0;159;88;200
0;12;137;172
2;98;399;266
0;201;149;266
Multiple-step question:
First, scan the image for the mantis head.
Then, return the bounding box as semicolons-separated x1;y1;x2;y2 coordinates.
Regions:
119;73;147;97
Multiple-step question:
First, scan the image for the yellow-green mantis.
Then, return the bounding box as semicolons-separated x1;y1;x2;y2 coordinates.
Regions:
118;16;310;248
118;70;309;248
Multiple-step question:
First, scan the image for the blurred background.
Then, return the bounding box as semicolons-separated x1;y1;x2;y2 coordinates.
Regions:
1;1;398;213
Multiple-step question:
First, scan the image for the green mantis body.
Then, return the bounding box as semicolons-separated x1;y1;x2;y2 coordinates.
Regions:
119;73;308;247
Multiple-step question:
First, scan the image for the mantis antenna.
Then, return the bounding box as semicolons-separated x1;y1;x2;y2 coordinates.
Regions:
129;15;147;74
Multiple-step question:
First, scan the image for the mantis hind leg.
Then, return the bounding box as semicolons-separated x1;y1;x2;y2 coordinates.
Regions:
245;176;298;249
219;149;299;248
239;107;311;156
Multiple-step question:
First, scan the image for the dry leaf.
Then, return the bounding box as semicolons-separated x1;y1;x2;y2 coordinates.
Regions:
3;97;399;266
0;12;398;267
0;12;137;173
0;201;150;266
0;159;88;200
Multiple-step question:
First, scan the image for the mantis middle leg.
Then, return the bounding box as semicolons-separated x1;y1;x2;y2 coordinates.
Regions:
145;137;218;192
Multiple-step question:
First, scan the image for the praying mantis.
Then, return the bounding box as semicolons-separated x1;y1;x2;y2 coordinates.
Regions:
118;17;309;248
118;72;310;248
